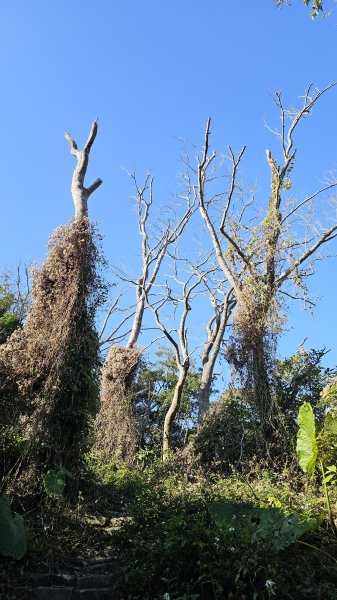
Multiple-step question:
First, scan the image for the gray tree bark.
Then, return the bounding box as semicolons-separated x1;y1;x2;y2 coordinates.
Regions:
126;277;145;349
65;120;102;219
162;362;189;460
198;289;235;423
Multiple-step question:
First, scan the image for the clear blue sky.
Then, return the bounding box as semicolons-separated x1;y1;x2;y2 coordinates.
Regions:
1;1;336;368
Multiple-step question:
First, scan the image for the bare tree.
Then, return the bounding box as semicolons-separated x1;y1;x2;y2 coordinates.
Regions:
190;83;337;431
99;171;195;349
144;253;215;459
99;172;235;440
65;120;102;220
94;172;195;464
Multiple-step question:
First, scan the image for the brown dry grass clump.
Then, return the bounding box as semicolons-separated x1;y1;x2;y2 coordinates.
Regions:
93;344;140;465
0;218;107;484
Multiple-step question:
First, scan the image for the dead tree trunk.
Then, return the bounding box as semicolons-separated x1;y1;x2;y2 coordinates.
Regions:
126;277;145;350
65;120;102;220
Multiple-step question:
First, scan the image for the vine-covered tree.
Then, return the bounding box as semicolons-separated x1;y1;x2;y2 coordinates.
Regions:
184;83;337;435
0;122;105;487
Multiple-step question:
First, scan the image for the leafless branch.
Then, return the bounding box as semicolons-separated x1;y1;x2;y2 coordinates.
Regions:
220;145;246;230
65;120;102;219
277;224;337;286
281;183;337;224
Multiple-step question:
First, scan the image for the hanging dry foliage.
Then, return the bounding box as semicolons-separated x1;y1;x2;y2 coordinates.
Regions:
225;288;279;428
0;218;107;481
93;344;140;466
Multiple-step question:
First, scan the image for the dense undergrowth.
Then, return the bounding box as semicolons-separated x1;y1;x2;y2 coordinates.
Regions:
102;460;337;599
1;360;337;599
2;453;337;600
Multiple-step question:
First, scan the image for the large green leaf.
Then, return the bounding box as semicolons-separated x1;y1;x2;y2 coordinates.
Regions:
0;495;27;560
43;466;71;498
296;402;318;477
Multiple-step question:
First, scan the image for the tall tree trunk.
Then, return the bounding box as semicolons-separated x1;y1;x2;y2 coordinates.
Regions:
162;364;189;461
197;372;213;425
198;290;235;424
126;280;145;349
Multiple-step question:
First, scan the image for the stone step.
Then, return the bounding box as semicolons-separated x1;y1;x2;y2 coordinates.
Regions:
28;587;115;600
3;573;119;600
28;588;73;600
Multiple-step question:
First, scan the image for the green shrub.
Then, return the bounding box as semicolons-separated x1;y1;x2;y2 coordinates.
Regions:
0;494;27;560
106;462;337;599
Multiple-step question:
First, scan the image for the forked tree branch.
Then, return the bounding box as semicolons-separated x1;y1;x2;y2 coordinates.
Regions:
65;120;103;220
197;118;243;296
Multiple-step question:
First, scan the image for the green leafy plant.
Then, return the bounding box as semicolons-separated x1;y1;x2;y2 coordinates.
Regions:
208;502;321;552
43;466;72;498
296;401;337;535
0;494;27;560
297;402;319;477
